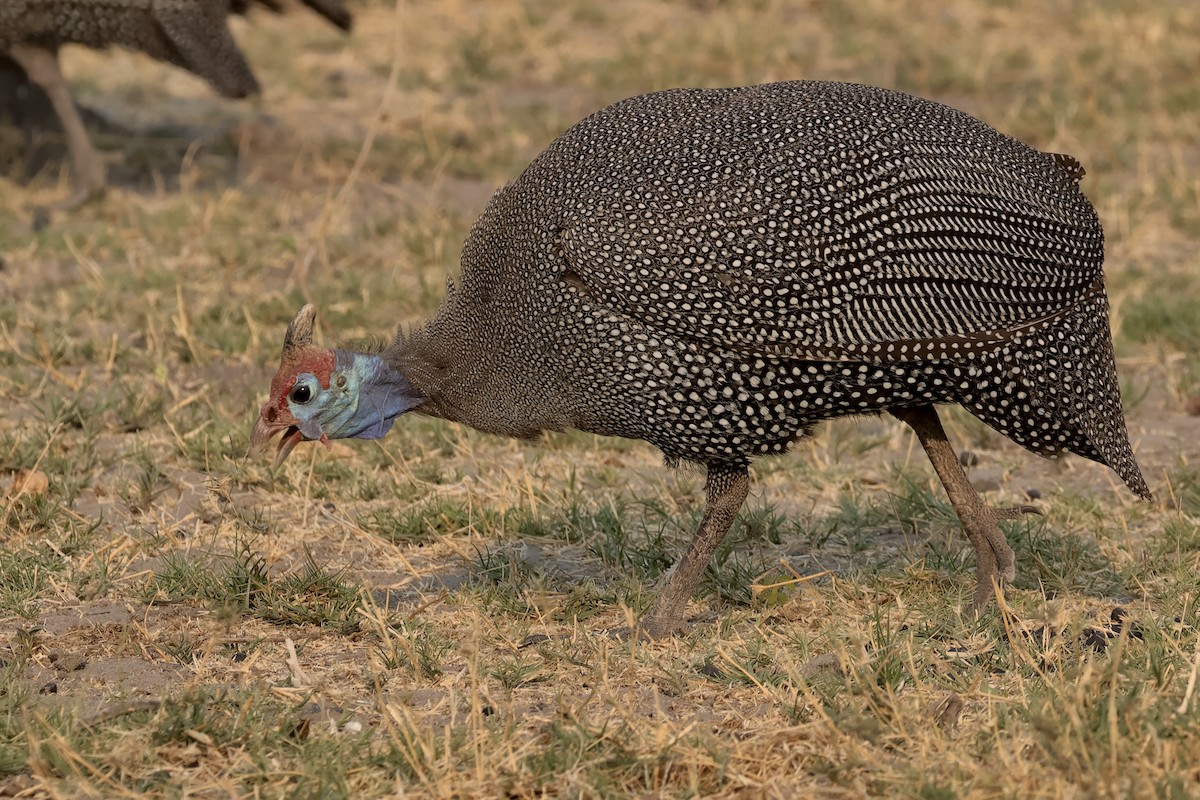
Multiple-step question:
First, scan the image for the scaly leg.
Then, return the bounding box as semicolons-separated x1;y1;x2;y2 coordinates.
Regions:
891;405;1040;611
637;463;750;639
8;45;106;207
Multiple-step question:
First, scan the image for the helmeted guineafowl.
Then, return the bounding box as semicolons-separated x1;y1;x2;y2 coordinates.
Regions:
251;80;1150;638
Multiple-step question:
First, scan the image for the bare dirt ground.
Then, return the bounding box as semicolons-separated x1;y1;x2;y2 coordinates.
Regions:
2;0;1199;797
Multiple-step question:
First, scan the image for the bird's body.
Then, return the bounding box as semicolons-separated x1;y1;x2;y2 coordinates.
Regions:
399;81;1146;497
254;81;1149;636
1;0;351;205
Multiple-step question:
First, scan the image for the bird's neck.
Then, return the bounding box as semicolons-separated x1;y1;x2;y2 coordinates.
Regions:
381;330;467;424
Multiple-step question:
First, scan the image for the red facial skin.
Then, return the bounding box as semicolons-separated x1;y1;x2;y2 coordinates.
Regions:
249;348;336;468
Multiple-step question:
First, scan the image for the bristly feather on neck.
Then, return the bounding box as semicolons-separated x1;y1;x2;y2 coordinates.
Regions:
339;334;390;355
380;320;464;425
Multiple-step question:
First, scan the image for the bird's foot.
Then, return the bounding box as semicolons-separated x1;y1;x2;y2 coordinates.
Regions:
966;503;1042;612
48;182;105;212
32;183;105;220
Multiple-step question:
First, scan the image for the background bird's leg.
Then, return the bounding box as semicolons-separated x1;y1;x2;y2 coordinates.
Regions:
637;464;750;639
7;45;106;207
891;404;1036;611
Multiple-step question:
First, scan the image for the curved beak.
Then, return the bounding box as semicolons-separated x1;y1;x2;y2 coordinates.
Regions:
249;415;305;469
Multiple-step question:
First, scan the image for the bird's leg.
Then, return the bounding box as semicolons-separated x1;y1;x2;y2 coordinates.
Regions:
891;404;1039;611
637;463;750;639
7;45;106;208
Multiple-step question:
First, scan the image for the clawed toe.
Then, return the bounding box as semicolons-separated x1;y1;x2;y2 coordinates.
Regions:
602;625;635;642
971;574;1000;614
46;184;105;212
603;621;674;643
993;504;1043;520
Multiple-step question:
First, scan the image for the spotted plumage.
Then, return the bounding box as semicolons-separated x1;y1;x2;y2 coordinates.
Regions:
255;80;1150;636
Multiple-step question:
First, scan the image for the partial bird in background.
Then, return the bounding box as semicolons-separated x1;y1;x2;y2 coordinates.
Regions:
0;0;352;208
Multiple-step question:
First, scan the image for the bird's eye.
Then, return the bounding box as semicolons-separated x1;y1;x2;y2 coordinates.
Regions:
290;384;313;404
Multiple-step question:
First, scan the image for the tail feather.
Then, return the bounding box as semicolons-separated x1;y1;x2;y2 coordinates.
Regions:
300;0;353;31
957;290;1150;499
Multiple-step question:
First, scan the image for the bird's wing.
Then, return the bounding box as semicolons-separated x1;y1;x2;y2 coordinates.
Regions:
558;146;1104;363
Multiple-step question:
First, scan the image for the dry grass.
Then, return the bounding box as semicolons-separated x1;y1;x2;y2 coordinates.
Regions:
2;0;1199;796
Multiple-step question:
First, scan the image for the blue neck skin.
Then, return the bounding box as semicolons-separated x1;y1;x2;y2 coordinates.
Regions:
315;349;425;440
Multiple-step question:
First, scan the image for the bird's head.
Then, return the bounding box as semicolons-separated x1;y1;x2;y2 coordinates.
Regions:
250;304;424;468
